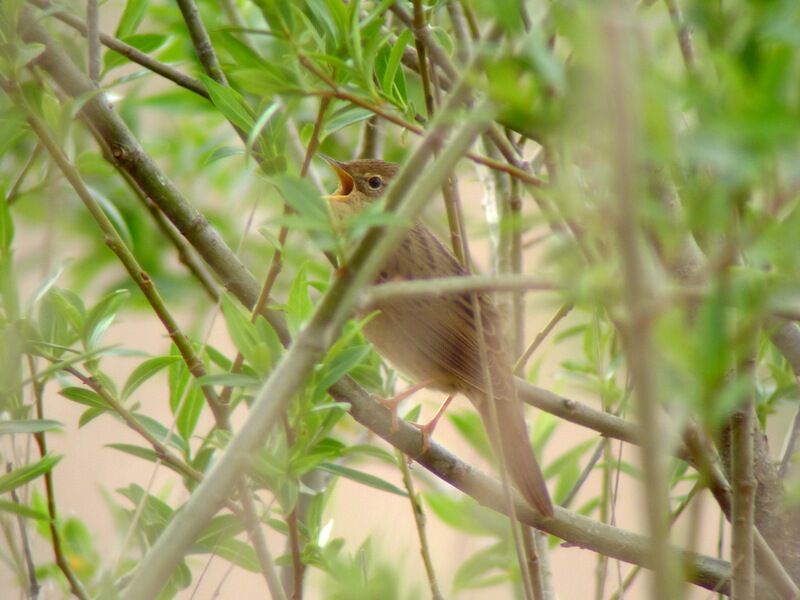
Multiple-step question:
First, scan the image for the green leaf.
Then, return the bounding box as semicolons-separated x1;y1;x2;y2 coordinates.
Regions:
0;498;50;521
89;187;134;248
122;355;182;400
174;384;204;443
199;75;254;132
201;145;244;166
453;542;508;591
0;419;62;435
107;443;160;465
287;263;313;329
193;537;261;572
448;411;493;461
246;101;281;154
0;454;62;495
317;463;406;497
59;387;108;410
115;0;150;38
132;413;186;452
84;289;130;350
320;106;374;141
313;345;370;402
381;30;412;97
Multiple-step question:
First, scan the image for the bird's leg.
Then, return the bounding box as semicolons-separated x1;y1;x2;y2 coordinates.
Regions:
411;393;456;454
375;379;435;432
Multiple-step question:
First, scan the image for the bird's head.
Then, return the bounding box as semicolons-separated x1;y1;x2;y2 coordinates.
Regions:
320;155;399;222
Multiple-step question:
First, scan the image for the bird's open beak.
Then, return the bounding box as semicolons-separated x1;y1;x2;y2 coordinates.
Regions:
319;154;354;202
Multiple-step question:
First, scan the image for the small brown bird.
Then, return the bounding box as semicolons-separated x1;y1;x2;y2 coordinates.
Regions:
322;156;553;516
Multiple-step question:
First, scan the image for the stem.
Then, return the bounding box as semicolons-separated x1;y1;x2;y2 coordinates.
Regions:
605;5;675;599
9;465;39;599
28;0;209;97
731;346;757;600
175;0;228;85
663;0;696;71
397;452;444;600
25;357;89;600
86;0;100;82
514;304;572;376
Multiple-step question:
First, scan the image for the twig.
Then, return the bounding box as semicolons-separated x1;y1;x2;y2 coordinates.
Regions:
175;0;228;85
24;357;89;600
608;481;703;600
605;6;675;599
397;452;444;600
663;0;696;72
361;273;556;306
5;142;41;204
514;303;572;376
779;404;800;478
86;0;100;82
236;482;288;600
60;366;205;481
8;464;39;599
28;0;209;97
332;376;738;595
452;154;537;599
730;342;757;600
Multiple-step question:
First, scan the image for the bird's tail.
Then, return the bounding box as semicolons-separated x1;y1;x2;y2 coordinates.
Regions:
476;397;554;517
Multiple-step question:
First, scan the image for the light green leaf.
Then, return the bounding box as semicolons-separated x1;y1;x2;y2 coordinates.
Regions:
115;0;151;37
0;498;50;521
199;75;254;132
317;463;406;497
122;355;181;400
0;419;62;436
0;454;62;495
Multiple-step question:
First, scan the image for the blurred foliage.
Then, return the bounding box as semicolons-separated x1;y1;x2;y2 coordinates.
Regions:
0;0;799;598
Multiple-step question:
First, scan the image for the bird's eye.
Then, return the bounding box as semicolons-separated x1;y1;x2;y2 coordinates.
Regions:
367;176;382;189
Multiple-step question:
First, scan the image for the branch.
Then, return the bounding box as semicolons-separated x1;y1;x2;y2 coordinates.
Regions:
360;273;556;305
332;377;738;595
175;0;228;85
731;346;757;600
28;0;209;97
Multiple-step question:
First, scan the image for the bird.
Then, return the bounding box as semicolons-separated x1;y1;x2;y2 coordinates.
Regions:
320;155;554;517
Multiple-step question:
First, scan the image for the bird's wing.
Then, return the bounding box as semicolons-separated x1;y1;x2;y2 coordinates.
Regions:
373;223;516;400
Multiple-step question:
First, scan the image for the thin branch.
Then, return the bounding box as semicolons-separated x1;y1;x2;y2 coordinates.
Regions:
332;376;738;595
28;0;209;97
779;404;800;478
5;142;41;204
86;0;100;82
24;357;88;600
397;452;444;600
236;482;288;600
606;6;675;599
361;273;556;306
8;465;39;599
514;303;572;376
175;0;228;85
60;366;205;481
663;0;696;72
609;481;703;600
